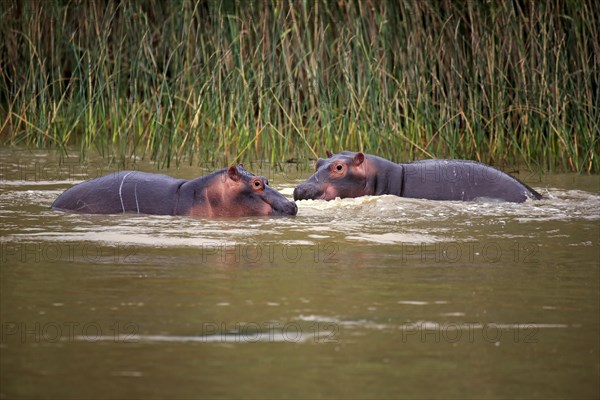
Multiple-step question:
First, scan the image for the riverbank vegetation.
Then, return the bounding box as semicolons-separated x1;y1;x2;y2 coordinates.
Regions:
1;1;598;171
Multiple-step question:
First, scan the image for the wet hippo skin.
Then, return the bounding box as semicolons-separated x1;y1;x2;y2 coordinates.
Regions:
294;151;542;203
52;165;297;217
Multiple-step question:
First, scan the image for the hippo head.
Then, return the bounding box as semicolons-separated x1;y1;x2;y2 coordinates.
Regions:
293;151;370;201
213;165;297;217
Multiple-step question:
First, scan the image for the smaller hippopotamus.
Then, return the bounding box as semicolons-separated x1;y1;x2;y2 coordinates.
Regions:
294;151;542;203
52;165;297;217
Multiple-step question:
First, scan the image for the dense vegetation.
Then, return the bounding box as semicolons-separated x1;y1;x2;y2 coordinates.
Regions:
1;0;598;171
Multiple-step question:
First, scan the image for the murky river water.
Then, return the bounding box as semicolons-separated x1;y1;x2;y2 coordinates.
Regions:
1;149;599;399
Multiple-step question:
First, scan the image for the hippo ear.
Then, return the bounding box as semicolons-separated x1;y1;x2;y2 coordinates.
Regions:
353;152;365;166
227;166;241;181
326;150;333;158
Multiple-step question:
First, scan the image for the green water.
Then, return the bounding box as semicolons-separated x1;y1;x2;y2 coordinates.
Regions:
1;149;599;399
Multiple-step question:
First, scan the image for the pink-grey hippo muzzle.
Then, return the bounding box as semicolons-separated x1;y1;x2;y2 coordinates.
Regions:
293;151;542;203
52;164;297;217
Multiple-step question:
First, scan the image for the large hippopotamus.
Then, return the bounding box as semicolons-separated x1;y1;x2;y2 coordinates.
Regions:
53;165;297;217
294;151;542;203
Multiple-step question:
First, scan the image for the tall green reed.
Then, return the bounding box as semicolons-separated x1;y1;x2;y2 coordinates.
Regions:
0;0;598;171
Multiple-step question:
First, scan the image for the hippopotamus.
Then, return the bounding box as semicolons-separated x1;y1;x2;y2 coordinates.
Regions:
52;165;297;217
293;151;542;203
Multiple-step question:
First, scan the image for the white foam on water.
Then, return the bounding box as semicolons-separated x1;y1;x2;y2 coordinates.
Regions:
297;314;388;330
347;233;441;244
398;301;430;305
71;332;309;343
3;232;234;248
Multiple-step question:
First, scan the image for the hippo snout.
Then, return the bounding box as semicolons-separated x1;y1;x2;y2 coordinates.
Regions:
288;201;298;216
293;186;303;201
274;200;298;216
293;183;321;201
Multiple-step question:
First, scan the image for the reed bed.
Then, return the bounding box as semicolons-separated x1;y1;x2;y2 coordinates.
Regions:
1;0;598;171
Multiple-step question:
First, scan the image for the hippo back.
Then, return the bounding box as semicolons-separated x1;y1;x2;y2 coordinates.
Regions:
52;171;187;214
400;160;542;202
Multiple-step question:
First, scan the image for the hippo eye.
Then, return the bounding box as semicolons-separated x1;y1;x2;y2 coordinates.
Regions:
333;163;345;172
331;162;346;177
251;178;264;191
